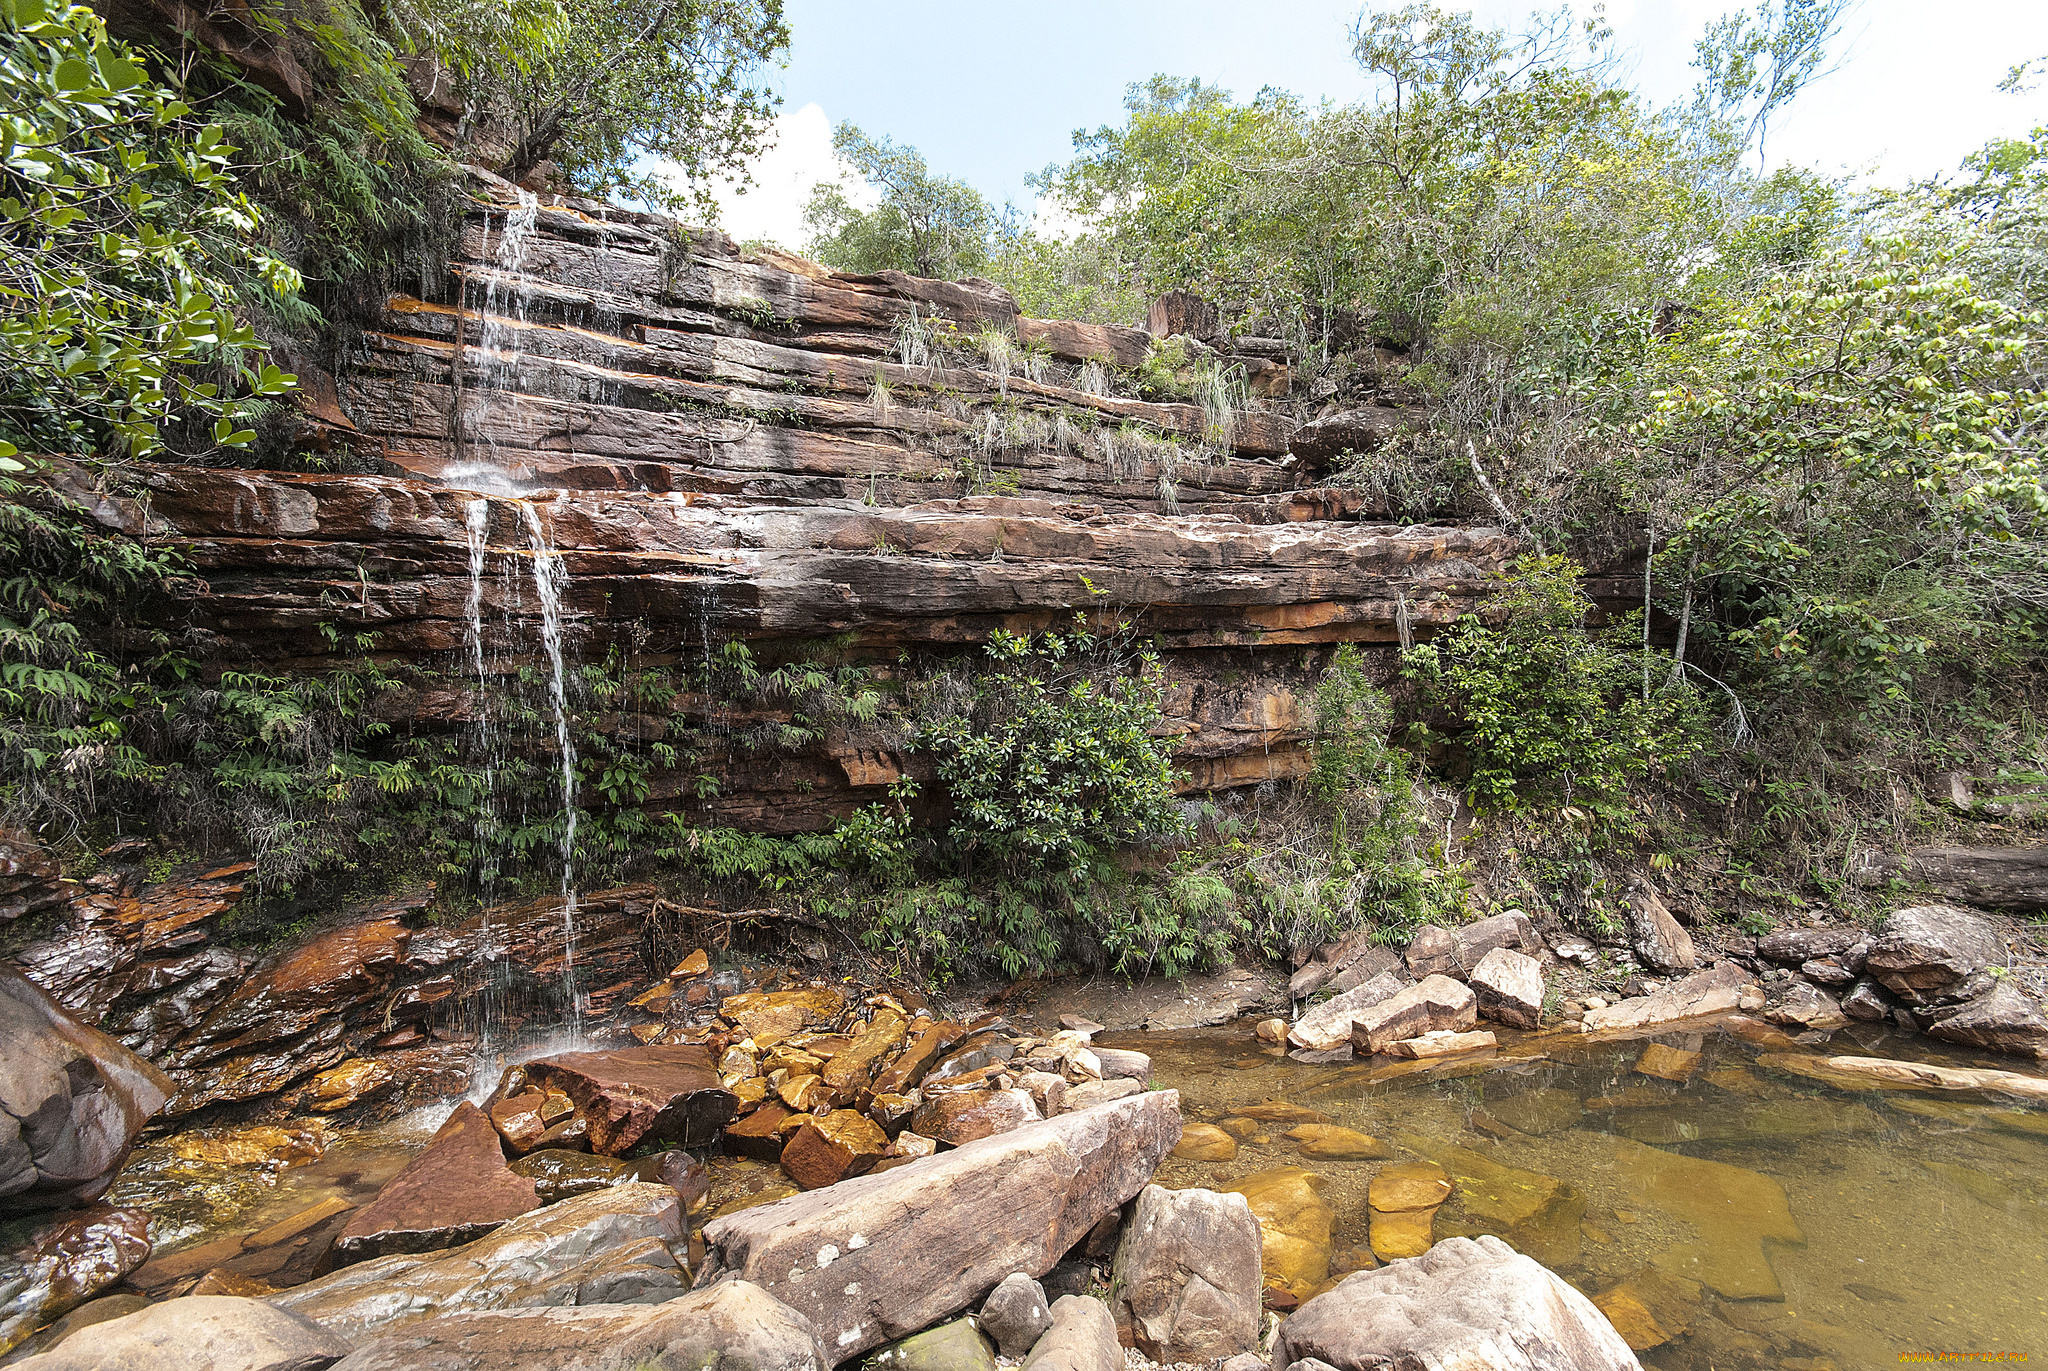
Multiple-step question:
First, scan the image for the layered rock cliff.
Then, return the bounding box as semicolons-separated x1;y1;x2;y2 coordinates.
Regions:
77;172;1514;829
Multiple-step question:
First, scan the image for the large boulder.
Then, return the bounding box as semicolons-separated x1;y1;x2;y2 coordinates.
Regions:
1272;1235;1641;1371
1468;948;1544;1030
0;1207;152;1355
1109;1185;1261;1362
1287;975;1401;1053
333;1101;539;1262
518;1045;737;1154
1864;905;2003;1007
271;1183;685;1341
1349;975;1476;1056
697;1091;1182;1365
0;963;174;1214
9;1296;349;1371
979;1274;1052;1359
325;1279;830;1371
1923;981;2048;1060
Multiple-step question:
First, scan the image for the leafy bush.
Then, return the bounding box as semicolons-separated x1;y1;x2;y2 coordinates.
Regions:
1403;558;1713;818
917;625;1186;874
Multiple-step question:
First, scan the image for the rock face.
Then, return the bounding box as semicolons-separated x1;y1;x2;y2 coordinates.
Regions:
333;1101;539;1262
324;1280;831;1371
59;174;1519;840
272;1183;685;1340
697;1091;1181;1364
0;963;174;1213
11;1296;350;1371
1272;1236;1641;1371
1109;1185;1261;1362
518;1045;737;1153
1865;905;2004;1007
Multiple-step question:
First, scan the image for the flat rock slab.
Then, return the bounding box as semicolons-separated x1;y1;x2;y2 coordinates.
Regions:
335;1101;539;1262
1865;905;2002;1007
1925;982;2048;1060
11;1295;349;1371
1274;1235;1640;1371
698;1090;1182;1365
272;1183;685;1341
521;1045;737;1154
1581;964;1747;1036
326;1279;831;1371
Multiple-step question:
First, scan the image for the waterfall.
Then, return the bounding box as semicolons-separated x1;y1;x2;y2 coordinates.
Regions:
451;189;541;486
520;500;582;1028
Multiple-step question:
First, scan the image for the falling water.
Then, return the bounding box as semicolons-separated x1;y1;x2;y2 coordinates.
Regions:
452;189;541;484
520;501;582;1028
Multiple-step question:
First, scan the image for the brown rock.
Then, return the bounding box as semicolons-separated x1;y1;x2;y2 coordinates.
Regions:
909;1087;1041;1144
305;1058;395;1113
1285;1124;1390;1160
1468;947;1545;1029
0;1206;152;1356
724;1101;794;1160
781;1110;890;1190
1350;975;1477;1055
671;949;711;977
487;1088;574;1154
1172;1123;1239;1161
521;1044;737;1155
1369;1161;1454;1212
721;988;847;1046
1634;1043;1702;1082
189;1269;279;1298
8;1295;351;1371
1627;884;1697;972
1386;1029;1496;1058
1217;1167;1333;1301
169;1123;326;1169
333;1101;539;1263
821;1010;907;1093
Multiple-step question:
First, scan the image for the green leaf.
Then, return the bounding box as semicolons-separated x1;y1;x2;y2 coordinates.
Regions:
52;58;93;92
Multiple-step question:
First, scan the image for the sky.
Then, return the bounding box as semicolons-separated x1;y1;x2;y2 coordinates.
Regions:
701;0;2048;249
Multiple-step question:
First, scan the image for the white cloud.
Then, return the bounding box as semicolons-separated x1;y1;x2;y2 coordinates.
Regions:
674;103;873;251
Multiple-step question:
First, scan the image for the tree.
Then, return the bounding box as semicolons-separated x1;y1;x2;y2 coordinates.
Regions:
467;0;789;210
804;123;996;278
1691;0;1850;163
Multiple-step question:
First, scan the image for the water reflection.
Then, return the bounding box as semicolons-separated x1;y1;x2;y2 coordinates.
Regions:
1123;1021;2048;1369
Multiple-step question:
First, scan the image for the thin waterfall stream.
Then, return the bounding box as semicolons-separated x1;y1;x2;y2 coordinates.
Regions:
521;500;582;1030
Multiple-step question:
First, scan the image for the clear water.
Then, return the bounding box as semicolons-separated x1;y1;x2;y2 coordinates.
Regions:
518;499;581;1030
1127;1021;2048;1369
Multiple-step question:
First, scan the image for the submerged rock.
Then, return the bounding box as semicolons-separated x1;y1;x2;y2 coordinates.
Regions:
697;1091;1180;1365
273;1183;685;1341
1171;1123;1239;1161
1284;1124;1390;1160
1595;1135;1803;1299
1273;1235;1640;1371
333;1101;539;1263
1110;1185;1261;1362
10;1296;350;1371
1;964;174;1214
326;1279;830;1371
1216;1166;1333;1300
1366;1161;1452;1262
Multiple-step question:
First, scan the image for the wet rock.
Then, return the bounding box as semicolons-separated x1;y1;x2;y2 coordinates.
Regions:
720;988;848;1047
1923;981;2048;1059
521;1044;737;1154
782;1110;890;1189
1386;1028;1496;1058
1274;1236;1639;1371
1285;975;1403;1052
326;1279;831;1371
1216;1166;1333;1301
1020;1295;1119;1371
1061;1079;1141;1112
697;1090;1181;1364
1397;1141;1583;1269
1594;1135;1802;1299
1366;1161;1452;1262
1468;947;1544;1029
1865;905;2003;1007
169;1124;326;1170
1764;979;1848;1030
821;1010;907;1095
1762;1051;2048;1099
303;1058;396;1114
506;1148;701;1207
11;1296;350;1371
4;1293;151;1362
333;1101;538;1263
274;1183;685;1340
1580;963;1747;1035
723;1101;793;1161
1348;974;1477;1055
1222;1101;1327;1125
0;964;174;1214
873;1021;967;1097
910;1087;1041;1144
927;1034;1018;1083
1633;1042;1701;1082
1172;1123;1239;1161
176;912;410;1069
1284;1124;1390;1160
1110;1184;1260;1362
0;1207;152;1355
868;1317;994;1371
980;1273;1052;1359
